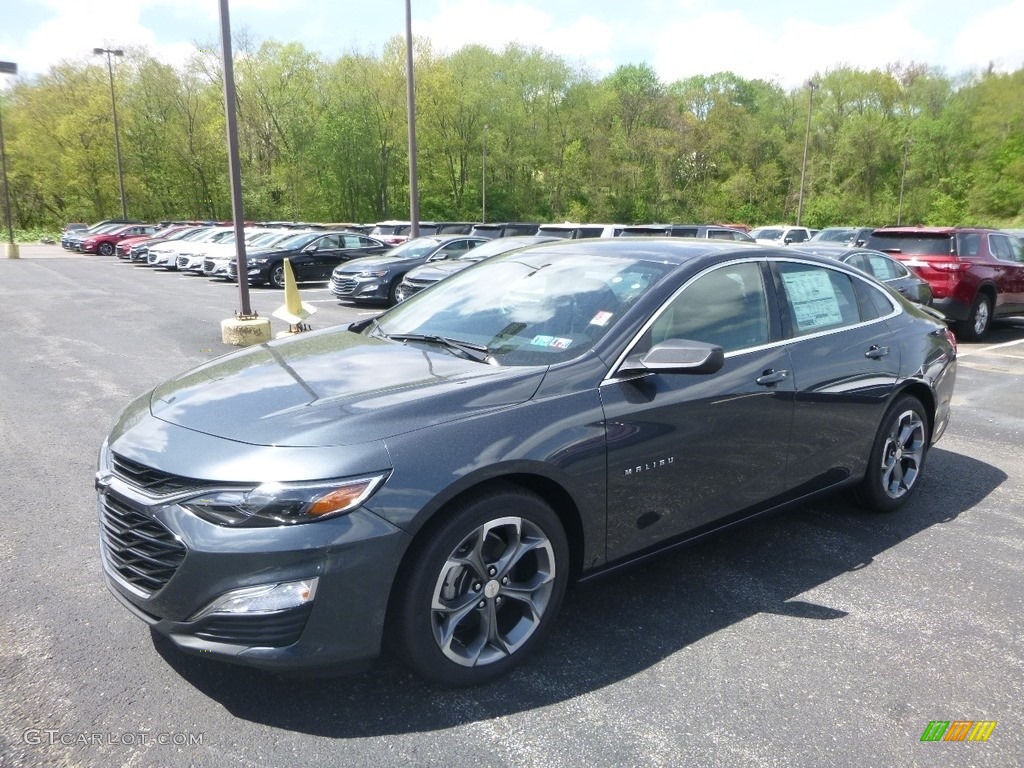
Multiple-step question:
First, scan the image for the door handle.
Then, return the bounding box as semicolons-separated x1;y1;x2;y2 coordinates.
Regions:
865;345;890;359
756;369;790;386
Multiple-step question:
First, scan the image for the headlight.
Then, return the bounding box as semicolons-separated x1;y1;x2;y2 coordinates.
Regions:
180;473;388;527
248;257;269;265
358;269;389;278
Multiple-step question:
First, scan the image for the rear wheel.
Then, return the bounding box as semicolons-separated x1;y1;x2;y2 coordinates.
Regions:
955;293;992;341
389;486;569;686
856;395;929;513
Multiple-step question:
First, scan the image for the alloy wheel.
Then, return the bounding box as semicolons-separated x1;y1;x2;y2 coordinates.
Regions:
429;515;556;668
879;410;926;499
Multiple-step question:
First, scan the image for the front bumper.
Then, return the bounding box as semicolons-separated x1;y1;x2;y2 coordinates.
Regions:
97;477;412;671
330;274;390;302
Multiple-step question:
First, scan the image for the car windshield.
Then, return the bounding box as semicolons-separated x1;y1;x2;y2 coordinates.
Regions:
454;237;549;262
812;228;855;242
386;237;444;259
867;233;954;256
751;228;782;240
372;249;671;366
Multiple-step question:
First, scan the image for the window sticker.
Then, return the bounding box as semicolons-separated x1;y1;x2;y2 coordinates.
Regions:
868;256;891;278
782;270;843;331
590;311;613;326
530;335;555;347
550;337;573;349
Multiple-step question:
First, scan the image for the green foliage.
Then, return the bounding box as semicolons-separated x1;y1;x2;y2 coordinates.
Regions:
3;37;1024;230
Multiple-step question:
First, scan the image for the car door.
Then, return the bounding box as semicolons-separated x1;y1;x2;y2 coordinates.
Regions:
989;234;1024;311
298;234;342;280
771;258;901;493
601;259;795;560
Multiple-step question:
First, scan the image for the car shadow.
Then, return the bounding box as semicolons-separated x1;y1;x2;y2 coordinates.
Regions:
152;446;1005;737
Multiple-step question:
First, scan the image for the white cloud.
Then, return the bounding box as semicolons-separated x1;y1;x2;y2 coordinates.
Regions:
417;0;615;67
950;0;1024;74
649;7;937;88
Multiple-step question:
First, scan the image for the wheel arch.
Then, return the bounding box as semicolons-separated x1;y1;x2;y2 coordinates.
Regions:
892;380;936;440
382;472;587;633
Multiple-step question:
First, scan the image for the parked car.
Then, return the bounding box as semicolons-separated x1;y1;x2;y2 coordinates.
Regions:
62;223;121;251
175;228;284;273
418;222;478;235
125;227;211;263
369;220;414;246
62;222;88;233
864;226;1024;340
115;225;202;260
536;223;624;239
226;231;390;287
807;227;875;247
619;224;755;242
204;230;304;279
749;225;812;246
794;245;933;306
331;235;489;304
147;227;236;270
469;222;540;239
97;240;956;686
395;235;559;302
78;224;158;255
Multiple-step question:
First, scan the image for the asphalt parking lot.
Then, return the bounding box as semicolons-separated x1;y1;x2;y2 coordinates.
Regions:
1;246;1021;767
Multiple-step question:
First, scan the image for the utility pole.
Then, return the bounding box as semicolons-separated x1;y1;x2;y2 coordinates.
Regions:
93;48;128;219
796;80;818;227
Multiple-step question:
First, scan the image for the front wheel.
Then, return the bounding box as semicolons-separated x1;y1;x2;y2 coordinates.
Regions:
389;486;569;686
955;293;992;341
856;395;929;513
269;263;286;289
98;242;114;256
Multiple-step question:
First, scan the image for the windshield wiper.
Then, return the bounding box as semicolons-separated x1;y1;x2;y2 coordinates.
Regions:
387;333;495;364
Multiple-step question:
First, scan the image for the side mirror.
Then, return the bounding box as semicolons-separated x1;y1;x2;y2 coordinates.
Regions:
783;236;794;244
302;244;318;253
428;253;448;261
617;339;725;376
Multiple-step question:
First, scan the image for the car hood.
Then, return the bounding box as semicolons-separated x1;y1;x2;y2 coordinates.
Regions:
147;327;545;447
335;255;421;275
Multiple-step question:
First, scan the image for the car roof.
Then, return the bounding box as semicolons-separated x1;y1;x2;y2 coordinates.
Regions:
870;226;997;235
514;236;769;268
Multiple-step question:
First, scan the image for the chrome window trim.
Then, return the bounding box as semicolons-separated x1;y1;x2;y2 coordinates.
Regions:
602;255;902;385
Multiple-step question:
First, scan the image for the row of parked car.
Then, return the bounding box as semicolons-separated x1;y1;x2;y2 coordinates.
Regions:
65;218;1024;340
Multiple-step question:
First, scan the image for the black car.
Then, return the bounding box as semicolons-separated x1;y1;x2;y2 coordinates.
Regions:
794;245;934;306
469;222;540;239
331;235;489;305
395;235;559;302
228;231;389;288
98;240;956;686
807;227;876;247
618;224;755;241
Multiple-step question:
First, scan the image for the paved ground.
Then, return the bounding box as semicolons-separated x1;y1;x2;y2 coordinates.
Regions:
1;246;1021;767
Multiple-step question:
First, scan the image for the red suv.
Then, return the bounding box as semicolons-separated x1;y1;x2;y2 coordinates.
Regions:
864;227;1024;340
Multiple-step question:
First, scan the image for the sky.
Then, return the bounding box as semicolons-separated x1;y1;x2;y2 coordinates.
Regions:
2;0;1024;89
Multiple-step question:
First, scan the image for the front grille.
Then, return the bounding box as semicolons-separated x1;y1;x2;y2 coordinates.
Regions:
403;276;432;291
192;604;312;647
332;277;356;296
111;453;198;496
100;491;186;594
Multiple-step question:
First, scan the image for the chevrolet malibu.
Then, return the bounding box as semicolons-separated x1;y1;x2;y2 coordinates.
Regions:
96;240;956;686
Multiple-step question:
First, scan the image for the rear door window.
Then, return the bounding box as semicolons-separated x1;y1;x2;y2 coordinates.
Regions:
776;262;862;335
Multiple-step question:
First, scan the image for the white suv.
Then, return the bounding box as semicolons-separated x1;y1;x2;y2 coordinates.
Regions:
750;225;812;246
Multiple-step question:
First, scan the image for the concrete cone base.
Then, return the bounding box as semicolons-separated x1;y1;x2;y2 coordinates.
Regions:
4;243;19;259
221;316;272;347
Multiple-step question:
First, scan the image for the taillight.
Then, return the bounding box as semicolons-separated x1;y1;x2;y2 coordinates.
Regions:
930;261;967;272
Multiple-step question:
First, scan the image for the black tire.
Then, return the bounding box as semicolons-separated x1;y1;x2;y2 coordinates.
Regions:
387;279;400;306
98;242;114;256
954;293;992;341
389;485;569;687
855;395;930;513
269;263;286;289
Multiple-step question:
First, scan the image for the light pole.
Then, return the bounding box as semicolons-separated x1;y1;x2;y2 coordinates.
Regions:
0;60;17;258
93;47;128;219
482;124;488;223
404;0;420;238
897;137;913;225
796;79;818;227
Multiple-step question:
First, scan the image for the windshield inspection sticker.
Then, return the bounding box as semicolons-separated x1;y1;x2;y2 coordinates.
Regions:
530;335;555;346
550;338;573;349
590;311;613;326
782;270;843;331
